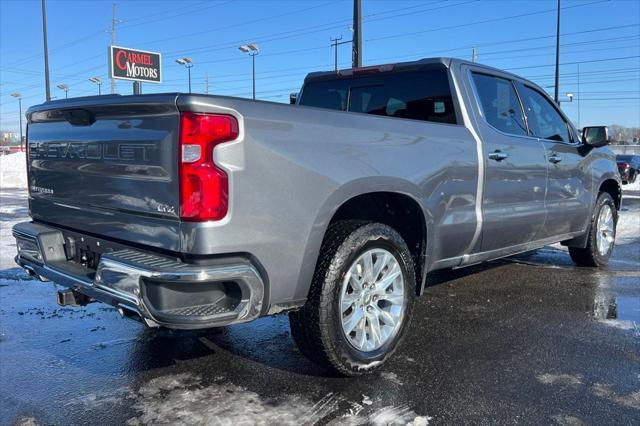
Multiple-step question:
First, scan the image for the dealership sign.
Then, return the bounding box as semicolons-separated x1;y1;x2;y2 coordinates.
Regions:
110;45;161;83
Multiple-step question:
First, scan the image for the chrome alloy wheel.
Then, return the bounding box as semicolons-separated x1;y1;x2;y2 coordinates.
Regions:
596;204;615;256
339;248;406;352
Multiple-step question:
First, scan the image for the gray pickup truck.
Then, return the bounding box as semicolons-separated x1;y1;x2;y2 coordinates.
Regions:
13;58;620;375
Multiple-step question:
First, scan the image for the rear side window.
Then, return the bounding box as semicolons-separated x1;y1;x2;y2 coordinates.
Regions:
300;69;457;124
471;72;527;136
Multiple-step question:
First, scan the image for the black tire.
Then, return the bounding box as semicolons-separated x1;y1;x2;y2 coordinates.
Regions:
569;192;617;267
289;220;416;376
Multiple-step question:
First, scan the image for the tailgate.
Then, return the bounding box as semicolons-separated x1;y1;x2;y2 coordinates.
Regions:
26;94;182;252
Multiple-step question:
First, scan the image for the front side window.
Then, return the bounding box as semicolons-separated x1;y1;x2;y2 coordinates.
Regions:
471;72;527;136
518;85;572;143
299;69;457;124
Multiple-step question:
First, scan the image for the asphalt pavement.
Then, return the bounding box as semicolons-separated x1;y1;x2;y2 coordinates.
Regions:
1;188;638;425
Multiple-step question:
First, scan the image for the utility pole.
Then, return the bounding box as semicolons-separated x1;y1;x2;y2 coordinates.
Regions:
109;3;120;94
471;47;478;63
577;63;581;129
331;36;350;71
10;93;22;149
554;0;561;104
41;0;51;101
17;96;23;149
352;0;362;68
205;72;209;94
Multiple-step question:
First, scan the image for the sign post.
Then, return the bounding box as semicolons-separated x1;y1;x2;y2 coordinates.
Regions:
109;46;162;90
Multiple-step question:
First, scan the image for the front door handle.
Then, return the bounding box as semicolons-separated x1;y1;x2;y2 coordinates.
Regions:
548;154;562;164
488;150;509;161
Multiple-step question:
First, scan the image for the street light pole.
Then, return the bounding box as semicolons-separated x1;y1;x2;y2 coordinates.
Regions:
239;44;259;100
251;53;256;100
41;0;51;101
89;77;102;95
554;0;561;104
175;58;194;93
11;93;23;150
56;83;69;98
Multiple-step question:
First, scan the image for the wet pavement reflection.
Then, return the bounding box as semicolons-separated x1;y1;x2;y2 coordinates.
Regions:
1;191;638;424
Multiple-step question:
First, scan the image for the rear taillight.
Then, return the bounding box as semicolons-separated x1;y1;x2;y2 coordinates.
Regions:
179;112;239;221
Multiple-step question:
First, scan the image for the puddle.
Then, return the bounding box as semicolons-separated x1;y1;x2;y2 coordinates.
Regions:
593;276;640;334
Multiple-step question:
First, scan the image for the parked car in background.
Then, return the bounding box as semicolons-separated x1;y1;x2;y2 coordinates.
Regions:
616;154;640;184
13;58;621;376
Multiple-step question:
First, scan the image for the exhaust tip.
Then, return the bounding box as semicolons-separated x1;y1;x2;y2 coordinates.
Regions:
22;266;48;282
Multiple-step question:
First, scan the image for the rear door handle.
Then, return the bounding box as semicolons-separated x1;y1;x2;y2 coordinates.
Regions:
548;154;562;164
488;150;509;161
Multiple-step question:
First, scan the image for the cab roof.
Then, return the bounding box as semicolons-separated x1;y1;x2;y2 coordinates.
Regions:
303;57;527;84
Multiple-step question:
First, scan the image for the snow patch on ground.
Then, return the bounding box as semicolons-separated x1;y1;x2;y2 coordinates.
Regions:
550;414;584;425
591;383;640;410
539;374;640;410
329;405;432;426
65;373;431;425
0;152;27;189
0;189;30;269
15;417;38;426
537;373;583;386
616;204;640;246
126;373;339;425
380;371;404;386
622;178;640;193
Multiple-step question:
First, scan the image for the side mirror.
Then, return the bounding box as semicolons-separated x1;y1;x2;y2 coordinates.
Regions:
289;92;298;105
582;126;610;147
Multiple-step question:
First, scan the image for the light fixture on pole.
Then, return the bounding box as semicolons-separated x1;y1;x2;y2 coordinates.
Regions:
56;83;69;98
88;77;102;95
10;92;23;150
239;43;259;100
566;92;574;102
175;57;194;93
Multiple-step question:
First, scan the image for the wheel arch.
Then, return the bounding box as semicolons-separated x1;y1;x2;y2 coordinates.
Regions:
562;176;621;249
598;177;622;210
292;179;431;303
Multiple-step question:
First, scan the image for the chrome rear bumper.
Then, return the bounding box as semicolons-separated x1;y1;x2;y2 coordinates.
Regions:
13;221;265;329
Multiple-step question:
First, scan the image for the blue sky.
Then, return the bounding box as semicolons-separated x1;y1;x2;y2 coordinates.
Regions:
1;0;639;133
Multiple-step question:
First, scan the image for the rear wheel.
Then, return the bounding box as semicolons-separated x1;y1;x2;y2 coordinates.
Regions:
569;192;617;267
289;221;416;376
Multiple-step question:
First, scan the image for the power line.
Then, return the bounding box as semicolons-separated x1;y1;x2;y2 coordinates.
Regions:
137;0;343;47
161;0;476;57
365;0;609;44
3;14;634;89
119;0;234;30
1;2;636;110
486;43;640;62
211;22;638;76
507;55;640;70
0;1;226;69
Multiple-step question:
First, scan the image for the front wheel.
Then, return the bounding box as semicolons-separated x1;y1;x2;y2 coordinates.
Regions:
569;192;617;267
289;221;416;376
